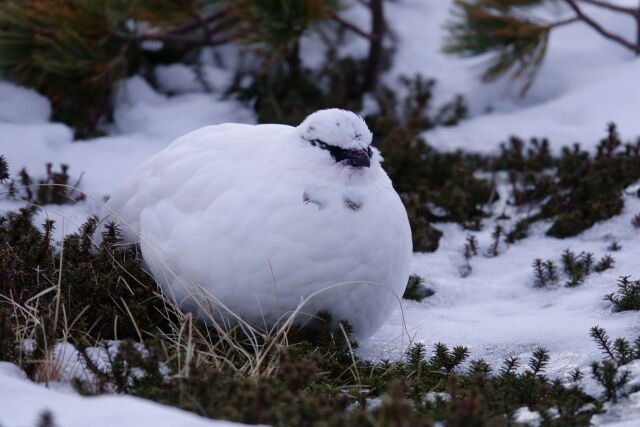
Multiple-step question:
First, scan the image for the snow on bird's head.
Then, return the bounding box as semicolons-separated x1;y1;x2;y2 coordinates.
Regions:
298;109;372;150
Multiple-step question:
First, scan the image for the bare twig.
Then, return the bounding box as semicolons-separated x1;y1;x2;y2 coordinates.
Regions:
171;9;229;35
548;16;581;29
564;0;640;53
328;10;378;41
363;0;386;91
111;31;234;47
578;0;640;16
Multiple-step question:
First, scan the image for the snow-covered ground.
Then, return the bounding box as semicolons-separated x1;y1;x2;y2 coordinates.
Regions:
0;362;253;427
2;0;640;425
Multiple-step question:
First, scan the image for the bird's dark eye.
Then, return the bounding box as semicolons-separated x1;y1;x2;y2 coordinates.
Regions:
306;138;371;167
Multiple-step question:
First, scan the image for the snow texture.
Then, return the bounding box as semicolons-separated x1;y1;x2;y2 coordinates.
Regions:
101;109;412;340
381;0;640;153
0;362;255;427
1;0;640;424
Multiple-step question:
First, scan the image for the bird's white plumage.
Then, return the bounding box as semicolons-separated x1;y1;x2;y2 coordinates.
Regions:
104;109;412;339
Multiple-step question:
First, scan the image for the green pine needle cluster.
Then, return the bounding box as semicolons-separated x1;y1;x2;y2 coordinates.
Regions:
532;250;614;288
0;0;339;137
402;274;434;302
444;0;552;94
230;0;337;55
605;276;640;312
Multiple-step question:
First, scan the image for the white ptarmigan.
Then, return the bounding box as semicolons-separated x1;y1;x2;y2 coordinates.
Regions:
103;109;412;339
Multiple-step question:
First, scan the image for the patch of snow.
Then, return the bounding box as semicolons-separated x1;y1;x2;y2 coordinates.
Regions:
0;362;255;427
514;406;541;426
379;0;640;151
1;1;640;424
364;185;640;375
155;63;234;94
0;81;51;123
112;76;254;140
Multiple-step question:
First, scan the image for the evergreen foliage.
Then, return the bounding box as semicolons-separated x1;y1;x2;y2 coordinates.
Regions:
1;156;640;426
6;164;84;205
0;0;385;137
229;0;336;57
402;274;434;302
604;276;640;312
460;234;478;277
0;0;227;136
498;124;640;239
445;0;552;94
68;330;610;426
0;155;8;182
532;258;558;287
444;0;640;94
532;250;613;288
589;326;640;403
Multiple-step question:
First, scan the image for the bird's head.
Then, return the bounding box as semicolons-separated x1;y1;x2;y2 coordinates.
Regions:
298;109;376;169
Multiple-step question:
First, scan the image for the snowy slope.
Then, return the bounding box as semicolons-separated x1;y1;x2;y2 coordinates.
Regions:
384;0;640;152
0;362;254;427
1;0;640;425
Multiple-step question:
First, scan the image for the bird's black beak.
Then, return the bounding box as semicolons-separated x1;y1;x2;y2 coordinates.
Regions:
346;149;371;168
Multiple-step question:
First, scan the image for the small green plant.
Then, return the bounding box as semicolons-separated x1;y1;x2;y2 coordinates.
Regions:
532;258;559;287
486;224;504;257
607;241;622;252
495;124;640;240
532;250;613;288
589;326;640;402
444;0;640;94
402;275;434;302
562;250;592;287
460;234;478;277
604;276;640;312
0;155;9;182
6;164;84;205
594;255;615;273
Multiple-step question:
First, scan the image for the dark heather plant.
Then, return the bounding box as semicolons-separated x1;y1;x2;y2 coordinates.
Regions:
402;275;434;302
590;326;640;403
532;250;614;288
532;258;559;287
6;164;84;205
605;276;640;312
445;0;640;94
0;155;8;181
0;157;639;426
498;124;640;240
69;329;608;426
460;234;478;277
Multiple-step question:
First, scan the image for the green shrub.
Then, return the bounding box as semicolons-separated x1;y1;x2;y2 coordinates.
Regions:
605;277;640;312
402;275;434;302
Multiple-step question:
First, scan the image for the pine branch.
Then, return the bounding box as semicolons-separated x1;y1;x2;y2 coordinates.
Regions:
328;10;378;41
528;347;550;375
591;326;617;361
110;30;234;47
564;0;640;53
499;356;519;376
578;0;640;16
548;16;581;29
171;9;229;35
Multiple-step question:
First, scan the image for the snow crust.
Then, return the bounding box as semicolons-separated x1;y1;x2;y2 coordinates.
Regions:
382;0;640;152
0;362;253;427
1;0;640;425
0;81;51;123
